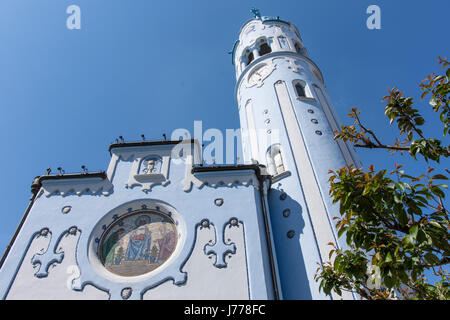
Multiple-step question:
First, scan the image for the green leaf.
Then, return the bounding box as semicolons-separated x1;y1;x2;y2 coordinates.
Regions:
424;253;440;265
384;251;393;263
384;275;395;288
428;221;442;229
409;225;419;241
398;209;408;226
362;184;372;196
432;174;448;180
397;182;406;192
431;186;445;198
415;117;425;126
441;111;446;122
417;229;432;246
338;226;346;238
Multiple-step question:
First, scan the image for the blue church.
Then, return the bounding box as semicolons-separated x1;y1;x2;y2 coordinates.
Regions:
0;11;361;300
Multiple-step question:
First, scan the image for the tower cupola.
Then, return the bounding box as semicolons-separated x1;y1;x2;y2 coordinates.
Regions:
231;8;308;79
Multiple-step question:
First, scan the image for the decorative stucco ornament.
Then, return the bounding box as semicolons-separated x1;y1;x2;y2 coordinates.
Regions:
61;206;72;214
201;219;210;228
121;287;132;300
229;218;239;227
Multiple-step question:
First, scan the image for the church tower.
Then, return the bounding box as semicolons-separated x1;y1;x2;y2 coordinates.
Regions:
232;10;361;299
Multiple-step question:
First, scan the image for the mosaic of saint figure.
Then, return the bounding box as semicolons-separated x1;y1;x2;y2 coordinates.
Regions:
102;228;125;266
100;212;178;276
125;224;152;261
149;244;159;264
157;224;176;263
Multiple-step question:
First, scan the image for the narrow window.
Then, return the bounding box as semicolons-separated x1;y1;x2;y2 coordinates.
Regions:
247;52;254;65
293;80;313;99
266;144;286;176
295;82;306;98
294;42;302;53
273;150;285;175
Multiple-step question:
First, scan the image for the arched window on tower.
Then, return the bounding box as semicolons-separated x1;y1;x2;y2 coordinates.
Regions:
293;80;313;99
258;39;272;56
266;144;288;179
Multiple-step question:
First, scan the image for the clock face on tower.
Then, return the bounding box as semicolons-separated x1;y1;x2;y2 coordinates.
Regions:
247;64;273;87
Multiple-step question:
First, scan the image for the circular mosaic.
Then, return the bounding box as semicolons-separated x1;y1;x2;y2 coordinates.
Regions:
99;211;177;277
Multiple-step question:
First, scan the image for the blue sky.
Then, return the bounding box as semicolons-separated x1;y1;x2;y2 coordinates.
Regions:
0;0;448;258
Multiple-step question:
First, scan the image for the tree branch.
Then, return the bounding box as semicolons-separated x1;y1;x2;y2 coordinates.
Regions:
354;111;384;146
354;144;410;151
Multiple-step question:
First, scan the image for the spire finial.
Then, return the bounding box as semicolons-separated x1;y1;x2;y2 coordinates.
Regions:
251;8;261;19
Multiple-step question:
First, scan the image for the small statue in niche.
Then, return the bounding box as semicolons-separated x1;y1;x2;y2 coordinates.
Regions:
141;157;161;174
146;159;156;173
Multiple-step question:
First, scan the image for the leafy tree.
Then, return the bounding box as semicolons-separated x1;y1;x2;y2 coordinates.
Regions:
314;57;449;300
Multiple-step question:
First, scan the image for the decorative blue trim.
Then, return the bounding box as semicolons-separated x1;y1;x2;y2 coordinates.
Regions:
261;17;291;26
229;40;240;65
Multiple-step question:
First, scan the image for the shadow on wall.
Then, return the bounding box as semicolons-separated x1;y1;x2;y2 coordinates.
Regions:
268;188;312;300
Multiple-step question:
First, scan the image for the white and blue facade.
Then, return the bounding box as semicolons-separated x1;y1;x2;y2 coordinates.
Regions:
0;13;360;300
